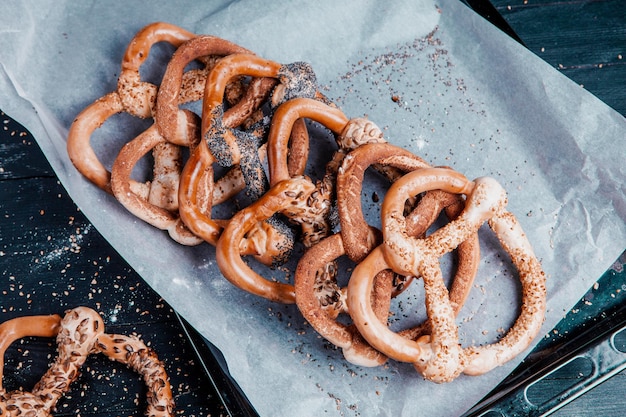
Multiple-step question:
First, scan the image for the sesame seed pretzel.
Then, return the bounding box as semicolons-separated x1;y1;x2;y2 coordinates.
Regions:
347;167;546;383
66;22;548;385
294;177;480;366
0;307;173;417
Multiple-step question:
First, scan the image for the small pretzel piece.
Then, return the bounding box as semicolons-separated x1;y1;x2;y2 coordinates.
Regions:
0;307;174;417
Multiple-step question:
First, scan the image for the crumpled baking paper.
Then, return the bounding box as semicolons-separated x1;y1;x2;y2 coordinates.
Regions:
1;0;625;416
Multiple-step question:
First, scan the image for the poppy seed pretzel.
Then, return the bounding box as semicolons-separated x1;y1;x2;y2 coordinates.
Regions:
347;167;546;383
176;53;316;262
0;307;174;417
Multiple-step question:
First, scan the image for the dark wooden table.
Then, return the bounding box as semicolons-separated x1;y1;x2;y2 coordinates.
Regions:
1;1;624;416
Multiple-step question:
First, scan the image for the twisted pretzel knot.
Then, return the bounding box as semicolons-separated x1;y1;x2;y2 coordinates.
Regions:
0;307;173;417
67;22;203;193
347;168;546;382
294;142;481;367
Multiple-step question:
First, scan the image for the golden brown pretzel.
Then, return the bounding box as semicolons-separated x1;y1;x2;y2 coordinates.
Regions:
294;186;480;366
347;168;546;383
267;97;386;186
154;36;262;146
117;22;198;118
155;42;292;207
0;307;174;416
336;142;430;262
199;53;316;176
294;227;394;367
110;122;204;245
178;54;320;248
67;22;201;193
215;176;326;303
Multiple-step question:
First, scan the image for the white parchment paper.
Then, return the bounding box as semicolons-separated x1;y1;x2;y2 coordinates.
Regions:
1;1;626;416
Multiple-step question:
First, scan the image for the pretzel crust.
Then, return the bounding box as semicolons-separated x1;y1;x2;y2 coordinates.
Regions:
0;307;174;416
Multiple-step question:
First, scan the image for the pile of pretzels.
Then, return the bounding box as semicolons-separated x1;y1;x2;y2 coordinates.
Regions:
66;22;546;384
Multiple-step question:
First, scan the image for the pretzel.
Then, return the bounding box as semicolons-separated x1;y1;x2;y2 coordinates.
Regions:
199;53;317;177
215;177;320;303
397;189;480;341
155;36;264;146
294;184;480;365
294;227;394;367
178;54;321;246
347;167;546;382
267;97;386;186
110;123;204;245
336;142;431;262
155;41;308;207
67;22;201;193
0;307;173;416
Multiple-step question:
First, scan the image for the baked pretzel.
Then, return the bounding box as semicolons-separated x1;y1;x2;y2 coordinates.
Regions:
156;42;301;208
267;97;386;187
67;22;201;193
294;182;480;366
178;53;320;246
215;177;318;303
0;307;173;416
199;53;318;182
294;227;394;367
347;167;546;383
110;123;204;245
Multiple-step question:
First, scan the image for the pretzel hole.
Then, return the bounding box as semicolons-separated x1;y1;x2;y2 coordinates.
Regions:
455;227;524;347
91;112;153;173
295;120;337;181
136;42;180;86
59;353;155;413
